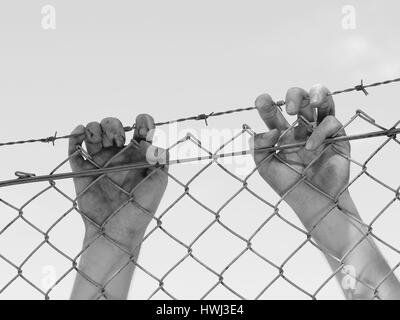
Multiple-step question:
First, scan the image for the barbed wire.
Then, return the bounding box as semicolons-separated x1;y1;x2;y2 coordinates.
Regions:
0;77;399;148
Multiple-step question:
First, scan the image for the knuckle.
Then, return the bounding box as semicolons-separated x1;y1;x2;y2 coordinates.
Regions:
86;122;101;132
286;87;307;99
100;118;124;142
136;113;152;119
72;124;85;135
136;114;155;127
255;93;273;110
310;84;330;94
310;84;330;104
255;94;279;121
285;88;309;113
85;122;102;143
101;117;119;128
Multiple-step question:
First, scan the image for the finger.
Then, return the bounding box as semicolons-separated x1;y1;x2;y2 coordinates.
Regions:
134;114;156;142
85;121;103;156
100;117;126;148
309;84;335;124
68;125;86;171
255;94;289;131
305;115;344;150
249;129;280;164
122;141;169;192
285;87;315;122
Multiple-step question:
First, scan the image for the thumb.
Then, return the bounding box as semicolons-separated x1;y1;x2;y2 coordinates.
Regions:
68;125;86;171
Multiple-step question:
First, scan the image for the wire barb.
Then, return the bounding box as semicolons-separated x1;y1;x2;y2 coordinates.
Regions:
354;79;369;96
45;131;58;146
274;100;286;111
195;112;214;126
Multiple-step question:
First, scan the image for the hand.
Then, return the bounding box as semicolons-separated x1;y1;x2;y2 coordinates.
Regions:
250;85;350;228
250;85;400;299
69;114;169;299
68;114;168;248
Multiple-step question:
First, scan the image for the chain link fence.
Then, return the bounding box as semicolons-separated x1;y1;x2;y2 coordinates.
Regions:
0;105;399;300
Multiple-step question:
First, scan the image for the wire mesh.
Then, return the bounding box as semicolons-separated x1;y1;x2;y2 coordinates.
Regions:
0;104;399;300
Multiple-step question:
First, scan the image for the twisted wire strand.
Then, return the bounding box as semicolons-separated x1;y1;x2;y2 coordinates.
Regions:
1;126;398;188
1;77;399;148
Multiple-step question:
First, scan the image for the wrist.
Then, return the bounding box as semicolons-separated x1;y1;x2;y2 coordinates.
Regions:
286;188;357;229
72;233;138;300
83;221;145;254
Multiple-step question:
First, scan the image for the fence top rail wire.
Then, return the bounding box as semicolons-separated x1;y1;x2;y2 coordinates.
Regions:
0;77;399;148
0;126;398;188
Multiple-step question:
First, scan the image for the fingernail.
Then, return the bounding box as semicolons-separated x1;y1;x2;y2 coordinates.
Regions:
286;101;296;114
255;94;272;109
139;127;148;138
305;140;314;150
310;94;320;106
